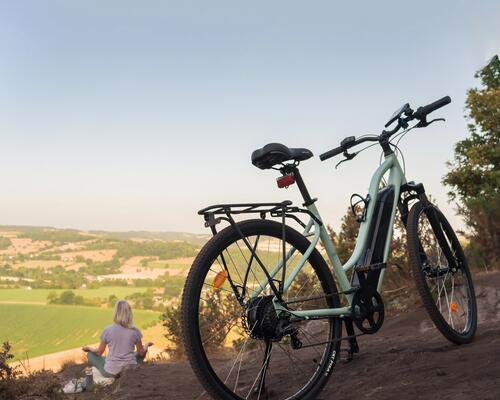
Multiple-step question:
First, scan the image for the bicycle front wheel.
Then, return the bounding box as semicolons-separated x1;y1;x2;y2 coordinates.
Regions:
182;219;341;400
407;201;477;344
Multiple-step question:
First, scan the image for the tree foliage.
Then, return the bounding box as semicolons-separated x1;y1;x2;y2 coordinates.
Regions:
162;290;240;359
20;229;93;243
48;290;85;305
443;55;500;267
327;207;359;264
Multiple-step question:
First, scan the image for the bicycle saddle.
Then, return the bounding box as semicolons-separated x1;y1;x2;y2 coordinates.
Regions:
251;143;313;169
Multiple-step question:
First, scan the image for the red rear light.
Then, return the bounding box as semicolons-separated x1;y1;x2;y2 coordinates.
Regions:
277;174;295;188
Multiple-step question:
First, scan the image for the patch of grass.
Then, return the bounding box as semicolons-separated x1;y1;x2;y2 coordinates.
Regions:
0;304;160;360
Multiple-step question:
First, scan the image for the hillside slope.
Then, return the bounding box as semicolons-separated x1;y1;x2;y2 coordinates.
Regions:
65;271;500;400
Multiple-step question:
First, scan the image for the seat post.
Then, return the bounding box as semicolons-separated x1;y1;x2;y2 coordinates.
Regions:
292;167;314;206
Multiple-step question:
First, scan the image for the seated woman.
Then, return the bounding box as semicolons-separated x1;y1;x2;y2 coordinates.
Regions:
82;299;153;378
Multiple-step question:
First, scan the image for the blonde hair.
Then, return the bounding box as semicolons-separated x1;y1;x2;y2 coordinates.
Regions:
113;300;134;328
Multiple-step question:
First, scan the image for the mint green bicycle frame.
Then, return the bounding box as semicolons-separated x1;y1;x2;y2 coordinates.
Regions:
250;152;406;320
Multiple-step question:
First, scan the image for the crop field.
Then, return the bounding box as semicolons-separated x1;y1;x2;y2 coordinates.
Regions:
0;303;160;360
0;287;151;303
0;225;207;364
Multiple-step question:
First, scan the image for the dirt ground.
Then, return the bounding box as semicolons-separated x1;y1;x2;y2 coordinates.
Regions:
63;271;500;400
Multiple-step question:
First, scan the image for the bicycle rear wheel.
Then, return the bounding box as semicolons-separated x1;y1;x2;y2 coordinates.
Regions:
407;202;477;344
182;219;341;400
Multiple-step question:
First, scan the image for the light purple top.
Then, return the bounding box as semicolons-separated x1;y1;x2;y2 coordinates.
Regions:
100;323;142;375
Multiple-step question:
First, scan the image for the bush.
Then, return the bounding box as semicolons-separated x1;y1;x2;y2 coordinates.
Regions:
162;302;184;359
0;342;62;400
162;290;240;359
0;342;18;381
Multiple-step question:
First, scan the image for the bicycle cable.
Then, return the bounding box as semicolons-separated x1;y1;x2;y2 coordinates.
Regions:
354;141;380;155
391;124;420;175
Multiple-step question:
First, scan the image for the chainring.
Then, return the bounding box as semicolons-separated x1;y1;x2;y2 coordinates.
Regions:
351;287;385;334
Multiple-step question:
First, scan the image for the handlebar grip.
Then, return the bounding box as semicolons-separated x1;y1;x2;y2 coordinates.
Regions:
413;96;451;120
319;145;344;161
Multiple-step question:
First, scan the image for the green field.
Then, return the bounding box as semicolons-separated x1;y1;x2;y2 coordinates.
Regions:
0;287;151;303
0;303;160;360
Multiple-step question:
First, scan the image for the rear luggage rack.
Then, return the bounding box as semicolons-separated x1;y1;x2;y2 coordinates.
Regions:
198;201;321;233
198;201;323;304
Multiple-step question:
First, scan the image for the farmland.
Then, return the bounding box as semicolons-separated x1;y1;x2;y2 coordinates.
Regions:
0;225;207;365
0;303;160;360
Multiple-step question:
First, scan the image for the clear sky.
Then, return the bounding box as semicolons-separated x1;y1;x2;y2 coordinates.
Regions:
1;1;499;233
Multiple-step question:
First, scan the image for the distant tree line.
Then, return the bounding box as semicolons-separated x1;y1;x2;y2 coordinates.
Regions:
20;230;94;243
46;288;161;311
115;240;198;260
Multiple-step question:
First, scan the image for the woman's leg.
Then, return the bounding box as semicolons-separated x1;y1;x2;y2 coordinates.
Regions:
87;352;108;376
134;352;145;364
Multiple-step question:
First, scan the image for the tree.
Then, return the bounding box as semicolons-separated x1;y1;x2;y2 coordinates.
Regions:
443;55;500;267
327;207;360;264
46;291;58;303
58;290;76;304
108;294;118;307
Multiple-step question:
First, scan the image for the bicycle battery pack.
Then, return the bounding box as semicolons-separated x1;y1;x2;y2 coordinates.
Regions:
352;185;395;289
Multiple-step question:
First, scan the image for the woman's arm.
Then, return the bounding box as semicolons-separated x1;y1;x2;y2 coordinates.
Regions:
82;341;106;356
135;340;154;358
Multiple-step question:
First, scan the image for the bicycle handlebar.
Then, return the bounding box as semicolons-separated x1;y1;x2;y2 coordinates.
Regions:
319;136;379;161
320;95;451;162
412;96;451;120
319;145;344;161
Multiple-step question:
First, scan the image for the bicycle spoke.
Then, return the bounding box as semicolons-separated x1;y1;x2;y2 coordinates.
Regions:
245;342;273;399
417;211;473;335
189;228;338;400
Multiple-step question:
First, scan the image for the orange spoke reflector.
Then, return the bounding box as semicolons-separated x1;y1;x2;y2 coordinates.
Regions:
213;270;228;289
450;302;458;313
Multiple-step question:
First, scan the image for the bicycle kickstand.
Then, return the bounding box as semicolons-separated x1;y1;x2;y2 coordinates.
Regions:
341;318;359;363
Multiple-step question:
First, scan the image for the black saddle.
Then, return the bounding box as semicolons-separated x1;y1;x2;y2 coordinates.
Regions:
251;143;313;170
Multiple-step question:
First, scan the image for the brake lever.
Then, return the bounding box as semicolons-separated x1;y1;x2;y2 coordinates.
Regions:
416;117;445;128
335;150;357;169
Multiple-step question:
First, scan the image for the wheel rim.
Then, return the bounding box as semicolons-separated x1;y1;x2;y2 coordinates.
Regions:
193;232;336;400
416;210;473;335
